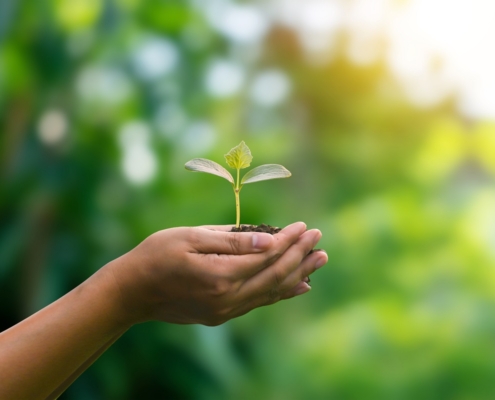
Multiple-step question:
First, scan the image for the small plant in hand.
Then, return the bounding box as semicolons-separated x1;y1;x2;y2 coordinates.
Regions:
185;141;291;233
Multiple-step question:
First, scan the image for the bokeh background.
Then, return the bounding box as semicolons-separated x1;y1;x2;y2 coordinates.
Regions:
3;0;495;398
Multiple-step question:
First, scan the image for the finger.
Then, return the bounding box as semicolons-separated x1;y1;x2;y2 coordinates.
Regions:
239;229;322;301
188;227;274;255
279;281;312;300
224;222;308;279
279;250;327;293
229;248;324;318
233;280;311;318
234;251;325;313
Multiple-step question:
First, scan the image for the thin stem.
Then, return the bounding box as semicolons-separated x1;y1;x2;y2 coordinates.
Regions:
235;168;241;228
235;189;240;228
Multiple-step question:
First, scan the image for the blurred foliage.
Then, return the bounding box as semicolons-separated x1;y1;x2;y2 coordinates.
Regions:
2;0;495;399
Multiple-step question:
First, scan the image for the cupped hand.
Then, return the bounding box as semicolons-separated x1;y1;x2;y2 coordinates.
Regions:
107;222;327;326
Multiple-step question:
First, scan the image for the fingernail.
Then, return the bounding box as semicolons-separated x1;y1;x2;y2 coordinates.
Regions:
283;221;307;235
312;229;322;246
315;254;327;269
295;282;311;295
252;233;273;249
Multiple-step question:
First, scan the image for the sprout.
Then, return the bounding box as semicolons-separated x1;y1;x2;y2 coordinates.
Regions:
185;141;291;228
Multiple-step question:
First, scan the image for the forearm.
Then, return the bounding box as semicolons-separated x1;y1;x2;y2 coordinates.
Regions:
47;331;125;400
0;265;132;400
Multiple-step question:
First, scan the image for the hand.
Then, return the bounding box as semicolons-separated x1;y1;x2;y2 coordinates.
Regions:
107;222;327;326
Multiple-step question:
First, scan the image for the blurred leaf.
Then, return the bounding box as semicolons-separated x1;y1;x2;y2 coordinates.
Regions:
0;45;34;93
472;122;495;175
139;0;190;33
53;0;102;31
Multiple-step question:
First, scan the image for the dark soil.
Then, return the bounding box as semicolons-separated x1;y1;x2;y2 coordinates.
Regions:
230;223;281;234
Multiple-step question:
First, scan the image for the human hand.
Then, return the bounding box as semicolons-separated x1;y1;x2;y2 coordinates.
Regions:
107;222;327;326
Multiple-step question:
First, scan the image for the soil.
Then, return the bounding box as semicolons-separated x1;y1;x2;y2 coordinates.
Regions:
230;223;281;234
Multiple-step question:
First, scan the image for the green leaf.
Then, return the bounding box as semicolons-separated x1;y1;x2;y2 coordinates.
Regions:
185;158;234;184
241;164;291;185
224;141;253;170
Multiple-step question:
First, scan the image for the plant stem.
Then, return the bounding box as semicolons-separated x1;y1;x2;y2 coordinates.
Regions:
235;168;241;228
235;188;240;228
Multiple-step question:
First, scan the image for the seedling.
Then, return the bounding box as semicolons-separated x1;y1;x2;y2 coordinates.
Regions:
185;141;291;229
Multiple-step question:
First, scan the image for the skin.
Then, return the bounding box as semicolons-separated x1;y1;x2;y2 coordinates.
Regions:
0;222;327;399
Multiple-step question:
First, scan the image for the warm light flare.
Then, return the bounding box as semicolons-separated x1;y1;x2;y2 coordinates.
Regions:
272;0;495;119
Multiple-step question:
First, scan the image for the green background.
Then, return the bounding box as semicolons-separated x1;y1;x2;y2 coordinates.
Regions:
2;0;495;399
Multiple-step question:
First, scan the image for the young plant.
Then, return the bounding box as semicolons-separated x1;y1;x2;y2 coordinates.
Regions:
185;141;291;229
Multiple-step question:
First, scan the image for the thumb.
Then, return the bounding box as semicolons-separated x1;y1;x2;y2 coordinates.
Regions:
190;228;274;255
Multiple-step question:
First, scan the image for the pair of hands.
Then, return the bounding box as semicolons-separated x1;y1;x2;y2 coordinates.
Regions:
0;222;326;400
108;222;327;326
0;222;326;399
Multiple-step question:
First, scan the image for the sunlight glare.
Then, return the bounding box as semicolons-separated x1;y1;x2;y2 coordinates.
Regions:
272;0;495;119
386;0;495;116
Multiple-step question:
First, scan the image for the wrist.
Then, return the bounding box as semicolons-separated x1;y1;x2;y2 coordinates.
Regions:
95;258;139;330
102;250;153;326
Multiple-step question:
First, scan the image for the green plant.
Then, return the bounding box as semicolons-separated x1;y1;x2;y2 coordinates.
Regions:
185;141;291;228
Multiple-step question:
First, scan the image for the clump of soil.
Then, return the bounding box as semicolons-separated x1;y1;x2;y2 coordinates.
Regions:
230;223;281;234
